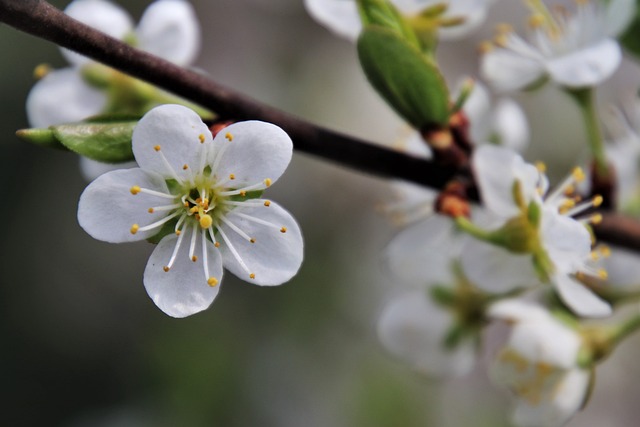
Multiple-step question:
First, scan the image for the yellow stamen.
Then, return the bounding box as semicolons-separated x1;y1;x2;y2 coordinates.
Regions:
207;277;219;287
572;167;585;182
599;245;611;258
130;224;139;234
264;200;271;207
154;145;161;152
249;273;256;279
214;242;221;248
192;256;198;262
163;266;170;272
175;230;181;236
130;186;141;195
280;227;287;233
264;178;272;187
496;23;513;34
494;33;509;48
535;161;547;173
592;195;603;208
229;174;235;180
199;214;213;229
478;40;494;54
148;208;155;213
183;164;189;170
528;13;546;28
240;190;247;197
590;213;603;225
198;133;205;143
250;238;256;244
33;63;52;80
225;132;234;141
598;269;608;280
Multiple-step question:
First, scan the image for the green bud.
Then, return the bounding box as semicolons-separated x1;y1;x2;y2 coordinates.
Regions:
527;200;542;228
357;0;420;49
489;215;539;253
15;128;66;150
357;27;450;129
51;121;136;163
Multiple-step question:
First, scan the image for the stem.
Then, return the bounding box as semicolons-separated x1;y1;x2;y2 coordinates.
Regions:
566;87;609;177
455;216;494;242
2;0;640;251
610;312;640;343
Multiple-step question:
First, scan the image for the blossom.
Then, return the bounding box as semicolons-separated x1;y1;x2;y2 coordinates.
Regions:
377;289;477;378
481;0;635;91
78;105;303;317
489;299;590;427
304;0;497;41
460;145;611;317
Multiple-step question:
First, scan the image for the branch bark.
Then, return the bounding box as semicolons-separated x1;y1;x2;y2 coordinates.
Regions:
1;0;639;251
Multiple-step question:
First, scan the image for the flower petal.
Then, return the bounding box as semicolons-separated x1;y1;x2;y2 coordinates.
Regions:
62;0;134;66
460;238;539;293
384;215;456;285
546;39;621;88
304;0;361;41
26;68;105;128
493;98;529;152
481;49;546;92
460;79;492;143
554;273;612;318
78;168;172;243
144;229;222;318
605;0;636;37
218;201;303;286
488;299;552;323
212;121;293;187
378;291;476;378
132;104;212;181
540;208;591;275
137;0;200;66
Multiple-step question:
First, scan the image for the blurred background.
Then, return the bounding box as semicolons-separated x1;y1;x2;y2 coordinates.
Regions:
2;1;640;426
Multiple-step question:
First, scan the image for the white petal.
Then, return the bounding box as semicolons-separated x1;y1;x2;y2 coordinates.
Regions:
605;0;636;37
79;157;138;181
384;215;456;285
460;238;539;293
512;369;590;427
554;273;612;318
304;0;361;41
144;229;222;318
377;291;476;378
78;168;172;243
546;39;621;88
62;0;134;66
212;121;293;187
488;299;552;323
218;201;303;286
26;68;105;128
460;78;492;144
507;318;582;368
132;104;212;180
493;98;529;152
540;208;591;274
137;0;200;66
481;49;546;92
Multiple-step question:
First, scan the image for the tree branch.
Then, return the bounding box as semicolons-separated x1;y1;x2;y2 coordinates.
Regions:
1;0;639;251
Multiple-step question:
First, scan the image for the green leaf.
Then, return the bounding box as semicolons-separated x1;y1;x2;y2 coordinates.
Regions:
357;27;450;129
51;121;136;163
15;128;66;150
621;5;640;59
357;0;420;49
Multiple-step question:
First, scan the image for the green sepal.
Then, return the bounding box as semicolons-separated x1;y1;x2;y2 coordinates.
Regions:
621;4;640;60
51;121;136;163
15;128;66;150
356;0;420;49
357;27;450;129
429;285;457;307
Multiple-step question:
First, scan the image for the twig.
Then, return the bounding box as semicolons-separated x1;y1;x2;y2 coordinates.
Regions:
0;0;639;251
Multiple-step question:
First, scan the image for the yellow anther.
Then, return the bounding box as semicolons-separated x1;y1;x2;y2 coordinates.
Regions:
535;161;547;173
199;214;213;229
225;132;234;141
184;201;190;207
494;33;509;48
563;185;575;196
478;40;494;54
229;173;235;180
192;256;198;262
280;227;287;233
130;224;139;234
154;145;161;151
249;273;256;279
198;133;205;143
592;195;603;207
561;199;576;210
264;200;271;207
599;245;611;258
148;208;155;213
207;277;219;287
250;238;256;244
240;190;247;197
528;13;546;28
130;186;141;195
572;167;585;182
34;63;52;80
175;230;181;236
214;242;221;248
590;251;600;261
183;164;189;170
496;23;513;34
598;269;608;280
591;213;603;225
163;266;170;272
264;178;272;187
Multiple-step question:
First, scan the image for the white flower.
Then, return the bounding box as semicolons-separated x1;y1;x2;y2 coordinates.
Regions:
481;0;634;91
489;299;590;427
27;0;200;128
304;0;497;41
378;290;476;378
460;145;611;317
77;105;304;317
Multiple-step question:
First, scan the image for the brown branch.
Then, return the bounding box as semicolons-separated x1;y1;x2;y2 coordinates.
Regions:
1;0;640;251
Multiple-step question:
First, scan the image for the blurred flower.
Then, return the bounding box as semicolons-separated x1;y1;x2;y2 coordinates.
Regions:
481;0;635;91
26;0;201;179
460;145;611;317
489;299;590;427
304;0;498;41
378;289;477;378
78;105;303;317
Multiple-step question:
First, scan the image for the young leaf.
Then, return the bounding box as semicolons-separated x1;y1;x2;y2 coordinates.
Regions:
357;27;450;129
51;121;136;162
357;0;420;49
